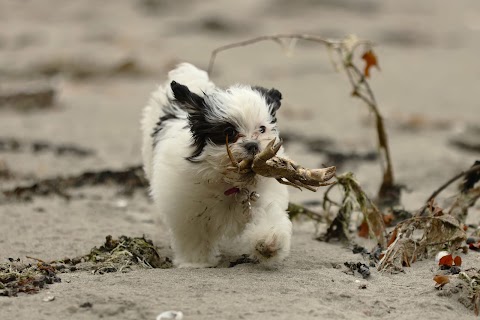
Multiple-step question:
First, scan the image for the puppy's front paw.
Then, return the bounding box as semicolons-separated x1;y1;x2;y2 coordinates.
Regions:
252;231;290;264
255;235;279;258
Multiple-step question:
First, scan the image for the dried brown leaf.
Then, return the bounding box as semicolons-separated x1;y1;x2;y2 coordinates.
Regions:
361;50;379;78
470;242;480;251
387;228;398;247
454;255;462;267
424;214;466;253
439;254;453;267
383;213;394;226
433;275;450;286
378;238;417;273
358;220;369;238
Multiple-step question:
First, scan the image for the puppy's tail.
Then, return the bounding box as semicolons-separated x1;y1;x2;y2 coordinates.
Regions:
168;63;213;95
140;63;214;181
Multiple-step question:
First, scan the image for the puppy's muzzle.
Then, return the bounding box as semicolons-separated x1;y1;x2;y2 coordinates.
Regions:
243;141;260;155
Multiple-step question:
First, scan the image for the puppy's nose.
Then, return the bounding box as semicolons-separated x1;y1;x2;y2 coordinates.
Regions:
243;141;259;155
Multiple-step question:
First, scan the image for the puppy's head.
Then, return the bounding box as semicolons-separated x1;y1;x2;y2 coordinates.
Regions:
170;81;283;183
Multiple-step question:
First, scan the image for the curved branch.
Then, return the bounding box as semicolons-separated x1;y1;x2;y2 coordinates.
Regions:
426;164;480;203
208;33;395;205
207;34;372;75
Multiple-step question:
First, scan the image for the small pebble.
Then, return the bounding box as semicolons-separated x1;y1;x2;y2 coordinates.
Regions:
156;311;184;320
466;237;478;244
43;295;55;302
449;266;461;275
80;302;93;308
114;199;128;208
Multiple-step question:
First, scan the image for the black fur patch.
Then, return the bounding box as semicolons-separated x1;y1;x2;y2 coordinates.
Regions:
170;81;236;162
151;113;177;146
171;81;205;114
188;120;238;161
252;86;282;123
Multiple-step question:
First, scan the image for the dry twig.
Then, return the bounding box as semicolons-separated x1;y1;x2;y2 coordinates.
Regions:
208;33;397;205
419;162;480;217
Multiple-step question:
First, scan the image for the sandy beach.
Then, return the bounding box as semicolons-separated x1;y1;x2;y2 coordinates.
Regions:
1;0;479;319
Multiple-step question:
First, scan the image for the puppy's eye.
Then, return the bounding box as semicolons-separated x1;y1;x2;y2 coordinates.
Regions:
224;127;238;141
259;126;266;134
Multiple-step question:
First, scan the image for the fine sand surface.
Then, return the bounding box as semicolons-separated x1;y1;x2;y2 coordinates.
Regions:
1;0;479;319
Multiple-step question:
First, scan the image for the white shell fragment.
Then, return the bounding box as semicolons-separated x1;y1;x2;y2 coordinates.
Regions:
114;199;128;208
42;295;55;302
156;311;184;320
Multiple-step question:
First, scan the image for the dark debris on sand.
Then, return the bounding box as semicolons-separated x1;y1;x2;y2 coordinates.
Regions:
344;261;371;279
83;235;172;273
1;166;148;201
0;258;61;297
0;137;95;157
0;235;172;296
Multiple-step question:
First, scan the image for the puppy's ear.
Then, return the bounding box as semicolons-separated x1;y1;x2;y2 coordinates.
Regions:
253;86;282;116
170;81;205;112
171;81;208;162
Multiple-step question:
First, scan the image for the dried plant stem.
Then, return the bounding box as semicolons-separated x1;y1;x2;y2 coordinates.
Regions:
419;163;480;216
344;62;394;203
208;34;396;205
208;34;345;74
426;164;480;203
287;202;324;222
25;256;45;263
322;172;387;246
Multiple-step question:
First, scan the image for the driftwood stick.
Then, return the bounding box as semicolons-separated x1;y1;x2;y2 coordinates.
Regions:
225;137;336;191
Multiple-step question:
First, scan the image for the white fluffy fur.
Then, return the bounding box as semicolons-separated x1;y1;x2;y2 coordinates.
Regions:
141;63;292;268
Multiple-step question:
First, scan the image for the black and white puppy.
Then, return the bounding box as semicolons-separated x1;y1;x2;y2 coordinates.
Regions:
141;63;291;267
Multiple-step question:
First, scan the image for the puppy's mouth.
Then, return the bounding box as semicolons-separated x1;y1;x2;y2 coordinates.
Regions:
225;136;258;167
222;135;258;184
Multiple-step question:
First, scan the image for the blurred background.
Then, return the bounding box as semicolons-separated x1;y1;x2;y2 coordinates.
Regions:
1;0;479;237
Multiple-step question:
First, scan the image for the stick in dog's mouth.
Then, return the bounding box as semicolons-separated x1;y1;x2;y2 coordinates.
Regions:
225;136;337;191
225;135;253;173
